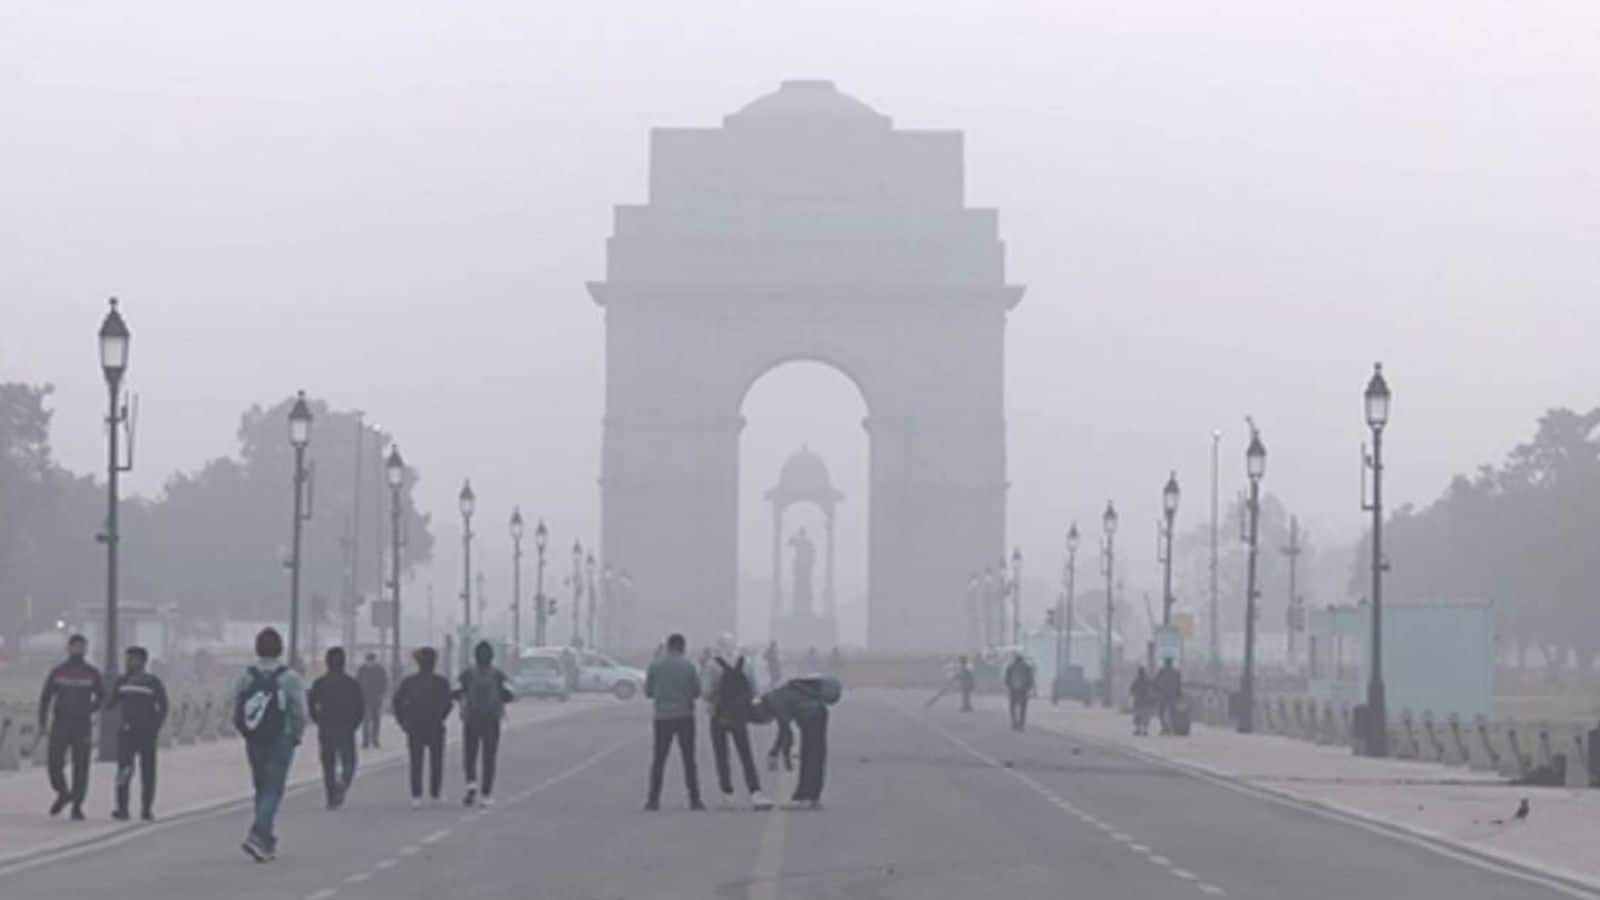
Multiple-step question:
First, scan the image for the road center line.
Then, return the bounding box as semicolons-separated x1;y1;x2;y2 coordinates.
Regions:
420;829;451;845
305;890;338;900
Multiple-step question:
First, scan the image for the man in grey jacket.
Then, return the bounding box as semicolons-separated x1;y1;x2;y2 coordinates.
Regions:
643;633;703;811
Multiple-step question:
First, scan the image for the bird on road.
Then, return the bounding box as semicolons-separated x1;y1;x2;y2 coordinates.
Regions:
1489;798;1530;826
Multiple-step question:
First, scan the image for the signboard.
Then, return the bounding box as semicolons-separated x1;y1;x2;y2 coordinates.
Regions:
1152;625;1184;667
370;600;395;630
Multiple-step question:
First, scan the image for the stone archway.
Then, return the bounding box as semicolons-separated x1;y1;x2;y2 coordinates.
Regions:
589;80;1023;652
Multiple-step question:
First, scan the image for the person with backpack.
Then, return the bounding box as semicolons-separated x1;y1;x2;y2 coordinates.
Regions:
36;633;105;820
393;646;453;807
753;675;840;809
643;633;703;811
233;627;306;862
455;641;514;807
308;647;366;810
1004;653;1035;731
356;652;388;749
107;645;168;821
704;634;770;810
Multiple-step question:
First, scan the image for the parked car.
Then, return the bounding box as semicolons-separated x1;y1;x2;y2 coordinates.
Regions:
510;655;569;701
520;647;645;700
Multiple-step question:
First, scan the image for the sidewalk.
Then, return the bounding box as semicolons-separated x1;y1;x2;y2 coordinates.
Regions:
0;696;605;869
1016;696;1600;889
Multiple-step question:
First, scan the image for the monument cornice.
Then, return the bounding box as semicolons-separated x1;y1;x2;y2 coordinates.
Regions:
587;281;1024;310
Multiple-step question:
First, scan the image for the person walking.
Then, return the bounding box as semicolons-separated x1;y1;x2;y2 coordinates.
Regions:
36;633;105;821
308;647;365;810
1130;666;1154;736
756;675;839;809
704;634;770;810
957;655;976;713
107;646;167;821
393;646;454;807
1004;653;1035;731
643;633;703;811
763;641;782;686
456;641;514;807
1154;657;1183;736
233;627;306;862
356;653;388;750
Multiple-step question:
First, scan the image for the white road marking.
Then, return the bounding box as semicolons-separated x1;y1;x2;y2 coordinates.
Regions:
1111;832;1132;842
398;846;420;857
343;872;371;884
1172;868;1198;880
420;829;451;845
1199;883;1226;895
305;890;338;900
1129;844;1151;853
374;859;397;870
1150;855;1172;866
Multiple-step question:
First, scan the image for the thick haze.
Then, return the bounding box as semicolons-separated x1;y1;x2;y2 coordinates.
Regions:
4;2;1598;638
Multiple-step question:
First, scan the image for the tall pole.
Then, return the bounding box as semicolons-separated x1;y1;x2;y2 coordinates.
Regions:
1209;430;1221;679
535;522;548;646
1010;549;1023;647
512;534;523;648
1160;471;1179;629
1239;422;1266;734
1367;425;1386;755
289;441;307;671
460;480;475;649
389;476;402;684
1101;502;1117;709
571;542;583;646
1282;515;1301;667
97;298;131;764
350;413;363;651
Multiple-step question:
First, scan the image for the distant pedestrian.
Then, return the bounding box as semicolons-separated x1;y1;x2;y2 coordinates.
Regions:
309;647;365;810
1130;666;1154;736
37;633;105;821
755;675;840;809
763;641;782;686
108;646;168;821
394;647;453;807
456;641;514;808
234;627;306;862
644;633;703;811
704;634;770;810
356;653;388;749
958;656;976;712
1154;658;1182;736
828;647;842;678
804;646;820;674
1004;653;1035;731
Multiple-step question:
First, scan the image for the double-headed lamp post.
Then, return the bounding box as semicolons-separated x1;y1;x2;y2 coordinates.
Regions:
510;508;524;649
1160;471;1180;627
385;446;405;682
96;299;132;762
534;519;549;646
1056;524;1079;704
459;480;476;645
1010;548;1023;646
585;550;598;649
1363;363;1392;757
287;392;313;672
1100;502;1118;708
570;540;583;646
1238;423;1267;733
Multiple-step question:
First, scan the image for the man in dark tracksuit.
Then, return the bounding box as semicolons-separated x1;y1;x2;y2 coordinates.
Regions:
393;647;453;806
455;641;514;807
37;634;105;820
356;653;388;749
309;647;366;809
107;646;168;821
758;677;832;809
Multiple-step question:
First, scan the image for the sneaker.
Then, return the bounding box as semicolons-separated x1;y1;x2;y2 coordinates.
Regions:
750;791;773;811
111;808;130;821
643;800;659;812
49;793;69;817
70;807;85;821
463;786;477;807
410;797;422;810
481;795;495;808
808;799;822;811
241;832;269;862
141;810;154;822
717;793;734;811
689;800;706;811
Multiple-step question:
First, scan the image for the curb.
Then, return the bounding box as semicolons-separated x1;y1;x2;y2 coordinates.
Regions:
1041;717;1600;900
0;698;604;877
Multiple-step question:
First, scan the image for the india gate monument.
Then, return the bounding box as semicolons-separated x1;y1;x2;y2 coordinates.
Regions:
589;80;1023;652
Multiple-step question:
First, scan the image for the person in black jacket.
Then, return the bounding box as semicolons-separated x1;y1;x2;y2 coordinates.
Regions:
393;646;453;807
455;641;514;808
37;634;105;820
309;647;366;809
107;646;168;821
755;677;834;809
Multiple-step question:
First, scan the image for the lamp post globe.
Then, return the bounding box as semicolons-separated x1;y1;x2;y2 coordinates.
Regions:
98;298;130;385
385;446;404;488
510;507;524;541
288;390;312;448
1365;362;1391;430
1246;431;1267;482
459;480;476;518
1066;523;1080;555
534;518;548;551
1102;501;1119;536
1163;471;1181;516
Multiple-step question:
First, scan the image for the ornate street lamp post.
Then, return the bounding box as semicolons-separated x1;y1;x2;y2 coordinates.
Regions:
534;519;549;646
286;391;313;673
585;550;598;650
1010;548;1023;647
510;507;524;649
385;446;405;682
96;299;133;761
570;540;583;646
1238;423;1267;733
1100;502;1118;708
1055;524;1079;704
1362;363;1392;756
1160;471;1180;627
459;480;476;648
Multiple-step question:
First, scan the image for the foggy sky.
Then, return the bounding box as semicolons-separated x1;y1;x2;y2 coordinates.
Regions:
4;1;1598;637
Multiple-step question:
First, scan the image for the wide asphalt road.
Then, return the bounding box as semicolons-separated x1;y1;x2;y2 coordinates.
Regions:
0;689;1591;900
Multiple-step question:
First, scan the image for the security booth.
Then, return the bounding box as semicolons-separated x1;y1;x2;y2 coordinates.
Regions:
1306;601;1493;722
